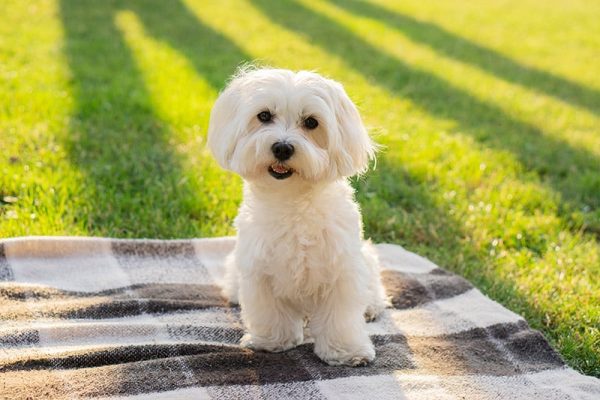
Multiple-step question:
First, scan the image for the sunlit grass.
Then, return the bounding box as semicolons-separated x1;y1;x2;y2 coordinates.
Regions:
0;0;84;235
0;0;598;376
114;10;241;237
310;0;600;157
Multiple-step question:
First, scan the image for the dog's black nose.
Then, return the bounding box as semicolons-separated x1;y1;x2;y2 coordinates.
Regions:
271;142;294;161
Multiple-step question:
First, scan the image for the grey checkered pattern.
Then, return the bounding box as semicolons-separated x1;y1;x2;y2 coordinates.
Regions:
0;236;598;399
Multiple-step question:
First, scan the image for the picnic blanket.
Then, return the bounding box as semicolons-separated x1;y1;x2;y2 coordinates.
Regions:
1;237;598;399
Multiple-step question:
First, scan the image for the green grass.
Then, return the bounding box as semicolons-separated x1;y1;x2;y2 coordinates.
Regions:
1;0;598;376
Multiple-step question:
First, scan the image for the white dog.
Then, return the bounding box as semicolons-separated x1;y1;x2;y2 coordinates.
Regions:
207;68;388;366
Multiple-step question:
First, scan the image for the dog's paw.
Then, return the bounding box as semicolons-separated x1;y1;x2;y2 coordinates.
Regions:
240;333;302;353
364;297;391;322
348;356;371;367
324;355;373;367
315;342;375;367
364;306;380;322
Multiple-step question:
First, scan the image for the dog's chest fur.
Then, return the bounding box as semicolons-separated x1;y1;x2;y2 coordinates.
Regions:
235;180;363;302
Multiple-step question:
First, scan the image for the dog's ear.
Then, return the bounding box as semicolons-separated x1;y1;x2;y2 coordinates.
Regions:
207;82;243;170
328;81;377;177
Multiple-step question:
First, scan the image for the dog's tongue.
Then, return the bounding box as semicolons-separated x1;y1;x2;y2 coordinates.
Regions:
271;163;289;174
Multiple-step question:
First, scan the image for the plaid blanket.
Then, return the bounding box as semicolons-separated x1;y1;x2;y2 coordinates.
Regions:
1;237;598;399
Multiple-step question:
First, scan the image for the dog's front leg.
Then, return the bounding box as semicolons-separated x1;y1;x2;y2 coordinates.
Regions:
239;275;304;353
310;277;375;366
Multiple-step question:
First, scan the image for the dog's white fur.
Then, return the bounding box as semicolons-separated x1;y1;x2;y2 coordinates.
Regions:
207;68;388;366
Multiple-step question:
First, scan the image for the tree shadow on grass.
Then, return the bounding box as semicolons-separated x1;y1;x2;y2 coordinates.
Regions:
251;0;600;234
122;0;251;91
58;0;248;237
329;0;600;117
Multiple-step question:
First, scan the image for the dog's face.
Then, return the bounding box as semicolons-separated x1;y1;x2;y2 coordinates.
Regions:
207;69;375;183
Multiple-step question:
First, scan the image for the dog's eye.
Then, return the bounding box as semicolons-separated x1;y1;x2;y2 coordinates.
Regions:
304;117;318;130
257;111;272;123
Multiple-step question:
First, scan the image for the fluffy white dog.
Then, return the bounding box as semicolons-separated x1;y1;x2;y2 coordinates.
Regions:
207;68;388;366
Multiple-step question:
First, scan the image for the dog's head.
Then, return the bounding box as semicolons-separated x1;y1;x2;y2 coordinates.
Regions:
207;68;376;183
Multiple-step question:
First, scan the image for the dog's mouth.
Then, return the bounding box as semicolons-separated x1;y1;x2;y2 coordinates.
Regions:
268;162;293;180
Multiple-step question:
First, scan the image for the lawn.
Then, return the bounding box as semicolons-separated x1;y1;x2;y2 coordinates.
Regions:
1;0;599;376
